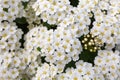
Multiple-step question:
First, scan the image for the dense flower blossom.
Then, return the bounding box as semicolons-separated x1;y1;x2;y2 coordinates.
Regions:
94;50;120;80
32;0;98;38
25;26;83;72
56;60;95;80
0;0;120;80
33;63;58;80
90;0;120;49
0;0;24;22
0;22;23;53
23;0;41;30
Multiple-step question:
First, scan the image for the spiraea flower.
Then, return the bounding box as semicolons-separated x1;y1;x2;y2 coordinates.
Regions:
0;22;23;53
33;63;58;80
94;50;120;80
25;26;83;73
0;0;24;22
0;0;120;80
56;60;95;80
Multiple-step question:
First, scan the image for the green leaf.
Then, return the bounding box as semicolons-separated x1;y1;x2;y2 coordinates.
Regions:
21;78;27;80
79;49;97;65
22;2;29;9
3;8;8;12
42;22;57;30
14;17;27;24
69;0;79;7
37;47;42;52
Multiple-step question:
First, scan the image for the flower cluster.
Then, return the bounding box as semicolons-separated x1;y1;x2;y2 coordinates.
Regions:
0;0;24;22
81;34;103;52
56;60;95;80
90;0;120;49
33;63;58;80
25;26;83;73
0;0;120;80
0;22;23;53
0;48;41;80
23;0;41;30
94;50;120;80
32;0;98;38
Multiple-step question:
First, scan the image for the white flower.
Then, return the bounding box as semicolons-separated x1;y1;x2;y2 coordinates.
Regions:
71;73;82;80
45;54;56;63
105;43;115;50
22;55;31;65
63;54;72;64
99;1;109;10
1;30;10;40
8;35;17;43
53;40;62;50
50;64;58;78
0;11;7;21
44;44;54;55
61;42;71;52
19;61;26;70
37;64;49;78
47;15;57;24
0;68;8;78
56;73;68;80
55;11;66;21
0;0;9;8
94;50;120;79
43;1;51;10
94;57;104;66
76;65;85;75
0;40;7;49
9;27;17;35
9;68;19;79
57;3;66;11
72;53;79;61
41;12;49;22
3;53;12;63
11;57;20;67
65;68;74;77
10;0;19;5
54;50;65;60
54;30;63;40
71;38;82;48
8;6;18;15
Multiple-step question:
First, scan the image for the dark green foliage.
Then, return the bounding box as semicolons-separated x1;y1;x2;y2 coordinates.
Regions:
3;8;8;12
37;47;42;52
64;60;76;72
89;12;95;30
21;78;27;80
69;0;79;7
22;2;29;9
14;17;29;48
43;21;57;30
79;50;97;65
15;17;28;24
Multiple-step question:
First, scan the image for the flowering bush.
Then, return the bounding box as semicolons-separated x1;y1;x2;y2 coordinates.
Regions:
0;0;120;80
